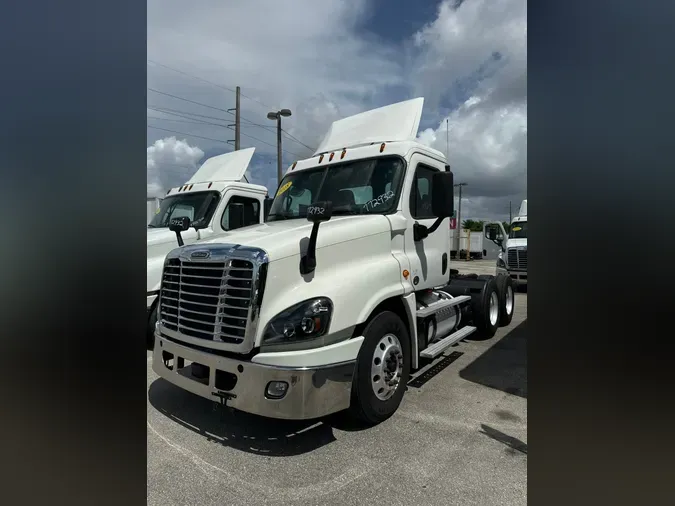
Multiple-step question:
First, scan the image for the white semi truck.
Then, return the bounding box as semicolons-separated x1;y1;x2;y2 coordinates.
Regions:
484;199;527;288
152;98;516;425
147;147;272;348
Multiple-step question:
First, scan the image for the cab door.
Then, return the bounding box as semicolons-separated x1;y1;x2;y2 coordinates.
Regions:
403;154;450;289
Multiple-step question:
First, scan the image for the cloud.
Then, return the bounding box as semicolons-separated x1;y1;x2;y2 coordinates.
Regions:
413;0;527;221
147;137;204;197
147;0;526;220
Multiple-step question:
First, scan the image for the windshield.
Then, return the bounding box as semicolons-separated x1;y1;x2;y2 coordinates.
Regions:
148;191;220;228
509;221;527;239
267;156;405;221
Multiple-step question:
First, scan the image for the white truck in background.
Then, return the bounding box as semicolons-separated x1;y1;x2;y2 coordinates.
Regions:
147;147;273;348
151;98;517;425
484;199;527;288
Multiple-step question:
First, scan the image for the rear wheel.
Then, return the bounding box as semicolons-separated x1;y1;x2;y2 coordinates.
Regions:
349;311;411;425
495;275;515;326
471;278;500;339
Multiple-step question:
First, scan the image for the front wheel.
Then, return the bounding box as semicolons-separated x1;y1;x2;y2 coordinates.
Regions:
349;311;411;425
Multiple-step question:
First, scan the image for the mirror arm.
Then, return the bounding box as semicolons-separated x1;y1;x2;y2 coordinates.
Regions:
414;216;446;242
174;231;184;247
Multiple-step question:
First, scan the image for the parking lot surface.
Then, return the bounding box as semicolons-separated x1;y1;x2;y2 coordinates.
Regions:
148;261;527;506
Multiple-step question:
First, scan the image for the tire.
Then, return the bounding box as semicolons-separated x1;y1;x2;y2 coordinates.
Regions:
470;278;500;339
495;275;515;327
349;311;411;425
147;303;158;351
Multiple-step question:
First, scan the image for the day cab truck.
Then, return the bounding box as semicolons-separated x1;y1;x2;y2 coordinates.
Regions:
152;98;516;425
484;199;527;289
147;147;273;348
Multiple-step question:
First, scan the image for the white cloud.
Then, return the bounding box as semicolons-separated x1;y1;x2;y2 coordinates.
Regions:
147;137;204;197
147;0;526;220
413;0;527;221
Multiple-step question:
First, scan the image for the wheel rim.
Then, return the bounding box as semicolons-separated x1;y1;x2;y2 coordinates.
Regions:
371;333;404;401
489;291;499;326
505;285;514;316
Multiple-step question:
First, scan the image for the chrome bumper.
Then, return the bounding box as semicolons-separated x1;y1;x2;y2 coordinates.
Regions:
152;333;355;420
497;266;527;285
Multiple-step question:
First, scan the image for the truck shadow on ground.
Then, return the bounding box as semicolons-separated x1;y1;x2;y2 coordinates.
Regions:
460;319;527;398
148;379;365;457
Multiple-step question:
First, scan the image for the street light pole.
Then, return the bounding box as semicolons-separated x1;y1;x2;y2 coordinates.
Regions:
267;108;292;185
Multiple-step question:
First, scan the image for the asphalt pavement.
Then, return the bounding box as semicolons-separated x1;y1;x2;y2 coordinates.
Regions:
147;261;527;506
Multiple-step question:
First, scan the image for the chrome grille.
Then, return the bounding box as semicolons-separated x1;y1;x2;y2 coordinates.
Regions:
159;257;254;344
507;247;527;270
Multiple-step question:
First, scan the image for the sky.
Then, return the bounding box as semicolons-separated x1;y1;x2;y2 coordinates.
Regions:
147;0;526;222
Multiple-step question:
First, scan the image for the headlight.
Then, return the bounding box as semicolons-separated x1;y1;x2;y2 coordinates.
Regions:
497;252;506;268
262;297;333;345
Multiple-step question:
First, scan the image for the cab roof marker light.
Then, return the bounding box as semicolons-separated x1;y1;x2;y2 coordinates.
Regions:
319;154;324;163
188;184;194;190
291;162;297;170
380;142;386;153
340;149;346;159
329;152;335;161
208;182;213;188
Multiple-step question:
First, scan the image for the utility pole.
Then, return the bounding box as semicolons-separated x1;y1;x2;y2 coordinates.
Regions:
235;86;241;150
267;108;292;185
509;200;512;224
227;86;241;150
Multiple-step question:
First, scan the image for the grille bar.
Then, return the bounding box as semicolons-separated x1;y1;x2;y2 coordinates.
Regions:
159;257;255;345
506;247;528;270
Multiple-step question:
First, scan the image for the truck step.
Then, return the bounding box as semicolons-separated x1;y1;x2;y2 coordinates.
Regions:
420;326;476;359
416;295;471;318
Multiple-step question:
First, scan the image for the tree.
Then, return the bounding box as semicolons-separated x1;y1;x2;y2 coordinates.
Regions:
461;219;485;232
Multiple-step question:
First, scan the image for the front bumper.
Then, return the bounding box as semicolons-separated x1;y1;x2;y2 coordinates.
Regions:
497;266;527;285
152;333;356;420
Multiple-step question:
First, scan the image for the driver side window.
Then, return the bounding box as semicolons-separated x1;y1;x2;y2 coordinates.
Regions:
221;196;260;231
410;164;437;219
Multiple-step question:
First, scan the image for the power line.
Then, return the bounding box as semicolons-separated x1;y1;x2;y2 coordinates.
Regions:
148;109;230;129
147;115;219;126
147;125;232;145
148;105;229;123
148;122;303;159
148;88;236;115
281;128;315;152
148;105;313;153
147;59;275;110
239;130;303;159
148;91;272;131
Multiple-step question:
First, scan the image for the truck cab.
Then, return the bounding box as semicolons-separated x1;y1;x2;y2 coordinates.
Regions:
485;199;527;288
151;98;516;425
147;148;271;347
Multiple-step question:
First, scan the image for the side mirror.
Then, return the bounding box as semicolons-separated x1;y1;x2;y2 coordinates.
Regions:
301;201;333;275
169;216;191;233
306;201;333;223
169;216;191;247
228;203;245;230
431;171;454;218
485;225;498;241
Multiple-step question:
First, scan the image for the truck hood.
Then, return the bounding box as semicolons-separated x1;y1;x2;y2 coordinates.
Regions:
147;227;180;247
196;215;392;261
506;238;527;248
